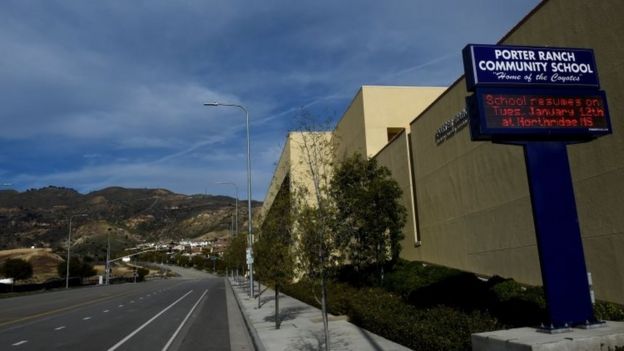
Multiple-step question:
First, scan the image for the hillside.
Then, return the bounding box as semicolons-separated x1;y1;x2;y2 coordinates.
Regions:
0;248;64;283
0;186;261;260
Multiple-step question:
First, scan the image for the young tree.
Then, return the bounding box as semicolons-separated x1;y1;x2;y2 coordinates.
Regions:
290;113;339;351
331;153;406;284
223;232;247;279
255;185;294;329
1;258;33;281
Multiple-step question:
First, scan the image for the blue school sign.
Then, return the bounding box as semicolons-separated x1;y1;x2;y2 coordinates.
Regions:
463;44;600;90
463;44;611;330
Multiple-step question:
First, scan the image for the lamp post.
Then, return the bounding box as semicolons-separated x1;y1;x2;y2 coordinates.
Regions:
217;182;238;237
106;228;112;285
204;102;254;298
66;213;88;289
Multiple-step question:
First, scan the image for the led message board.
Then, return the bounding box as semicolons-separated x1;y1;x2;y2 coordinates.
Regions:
463;44;600;91
468;87;611;141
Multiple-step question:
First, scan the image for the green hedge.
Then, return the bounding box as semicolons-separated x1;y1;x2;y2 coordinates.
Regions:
594;301;624;321
284;261;624;350
284;280;499;351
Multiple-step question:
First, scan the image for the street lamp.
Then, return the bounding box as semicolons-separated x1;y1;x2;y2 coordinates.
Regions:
204;102;255;298
66;213;88;289
106;228;112;285
217;182;238;236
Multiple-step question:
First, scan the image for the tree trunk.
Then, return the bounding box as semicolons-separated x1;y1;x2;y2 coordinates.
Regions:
275;285;281;329
258;281;262;308
321;274;330;351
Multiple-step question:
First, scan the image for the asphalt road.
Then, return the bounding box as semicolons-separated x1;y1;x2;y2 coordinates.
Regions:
0;267;251;351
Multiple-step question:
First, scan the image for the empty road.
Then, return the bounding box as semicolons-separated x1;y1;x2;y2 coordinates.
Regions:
0;266;252;351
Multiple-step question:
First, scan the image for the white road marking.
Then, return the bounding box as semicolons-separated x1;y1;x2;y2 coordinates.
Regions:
162;289;208;351
83;316;92;320
118;305;124;308
107;290;193;351
103;310;110;313
12;340;28;346
54;326;66;331
130;301;135;304
139;297;143;300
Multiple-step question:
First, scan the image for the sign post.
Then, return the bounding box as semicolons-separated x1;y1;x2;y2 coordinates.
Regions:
524;141;595;328
463;44;611;331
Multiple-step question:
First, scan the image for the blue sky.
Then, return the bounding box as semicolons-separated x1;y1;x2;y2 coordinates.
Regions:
0;0;540;200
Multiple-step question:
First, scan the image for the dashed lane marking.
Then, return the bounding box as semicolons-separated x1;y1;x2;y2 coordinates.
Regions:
0;291;134;328
12;340;28;346
107;290;193;351
54;326;66;331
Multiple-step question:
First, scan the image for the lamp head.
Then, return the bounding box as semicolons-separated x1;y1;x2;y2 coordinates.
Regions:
203;102;220;106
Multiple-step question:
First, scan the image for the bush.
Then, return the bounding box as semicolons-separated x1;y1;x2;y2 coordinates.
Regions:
136;267;149;281
57;257;96;278
382;260;464;299
285;262;624;350
284;280;500;351
383;261;548;328
594;301;624;321
1;258;33;281
488;279;547;327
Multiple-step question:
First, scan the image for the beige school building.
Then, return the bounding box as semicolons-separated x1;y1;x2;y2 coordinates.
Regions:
260;0;624;304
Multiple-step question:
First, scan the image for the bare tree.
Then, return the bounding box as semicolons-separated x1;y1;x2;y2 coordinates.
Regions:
290;112;340;351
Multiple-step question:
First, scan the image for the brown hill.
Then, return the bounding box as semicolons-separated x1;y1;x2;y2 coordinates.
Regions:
0;248;64;283
0;186;261;260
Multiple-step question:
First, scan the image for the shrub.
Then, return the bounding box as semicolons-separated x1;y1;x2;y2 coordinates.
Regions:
284;280;500;351
136;267;149;281
594;301;624;321
487;279;547;327
57;257;96;278
382;260;465;299
284;262;624;350
383;261;548;328
1;258;33;281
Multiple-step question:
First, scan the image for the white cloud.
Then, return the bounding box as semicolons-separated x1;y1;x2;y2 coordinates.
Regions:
0;0;541;199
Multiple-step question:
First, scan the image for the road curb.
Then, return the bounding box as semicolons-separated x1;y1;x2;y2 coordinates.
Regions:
225;278;266;351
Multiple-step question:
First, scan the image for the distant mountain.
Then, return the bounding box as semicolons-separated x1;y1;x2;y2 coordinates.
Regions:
0;186;260;260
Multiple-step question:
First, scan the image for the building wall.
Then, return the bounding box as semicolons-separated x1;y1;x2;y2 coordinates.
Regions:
259;136;292;222
288;131;334;207
334;86;445;161
261;131;333;220
334;90;367;161
409;0;624;303
362;86;445;158
373;130;422;258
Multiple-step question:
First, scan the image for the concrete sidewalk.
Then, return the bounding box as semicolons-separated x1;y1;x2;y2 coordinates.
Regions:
227;277;412;351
